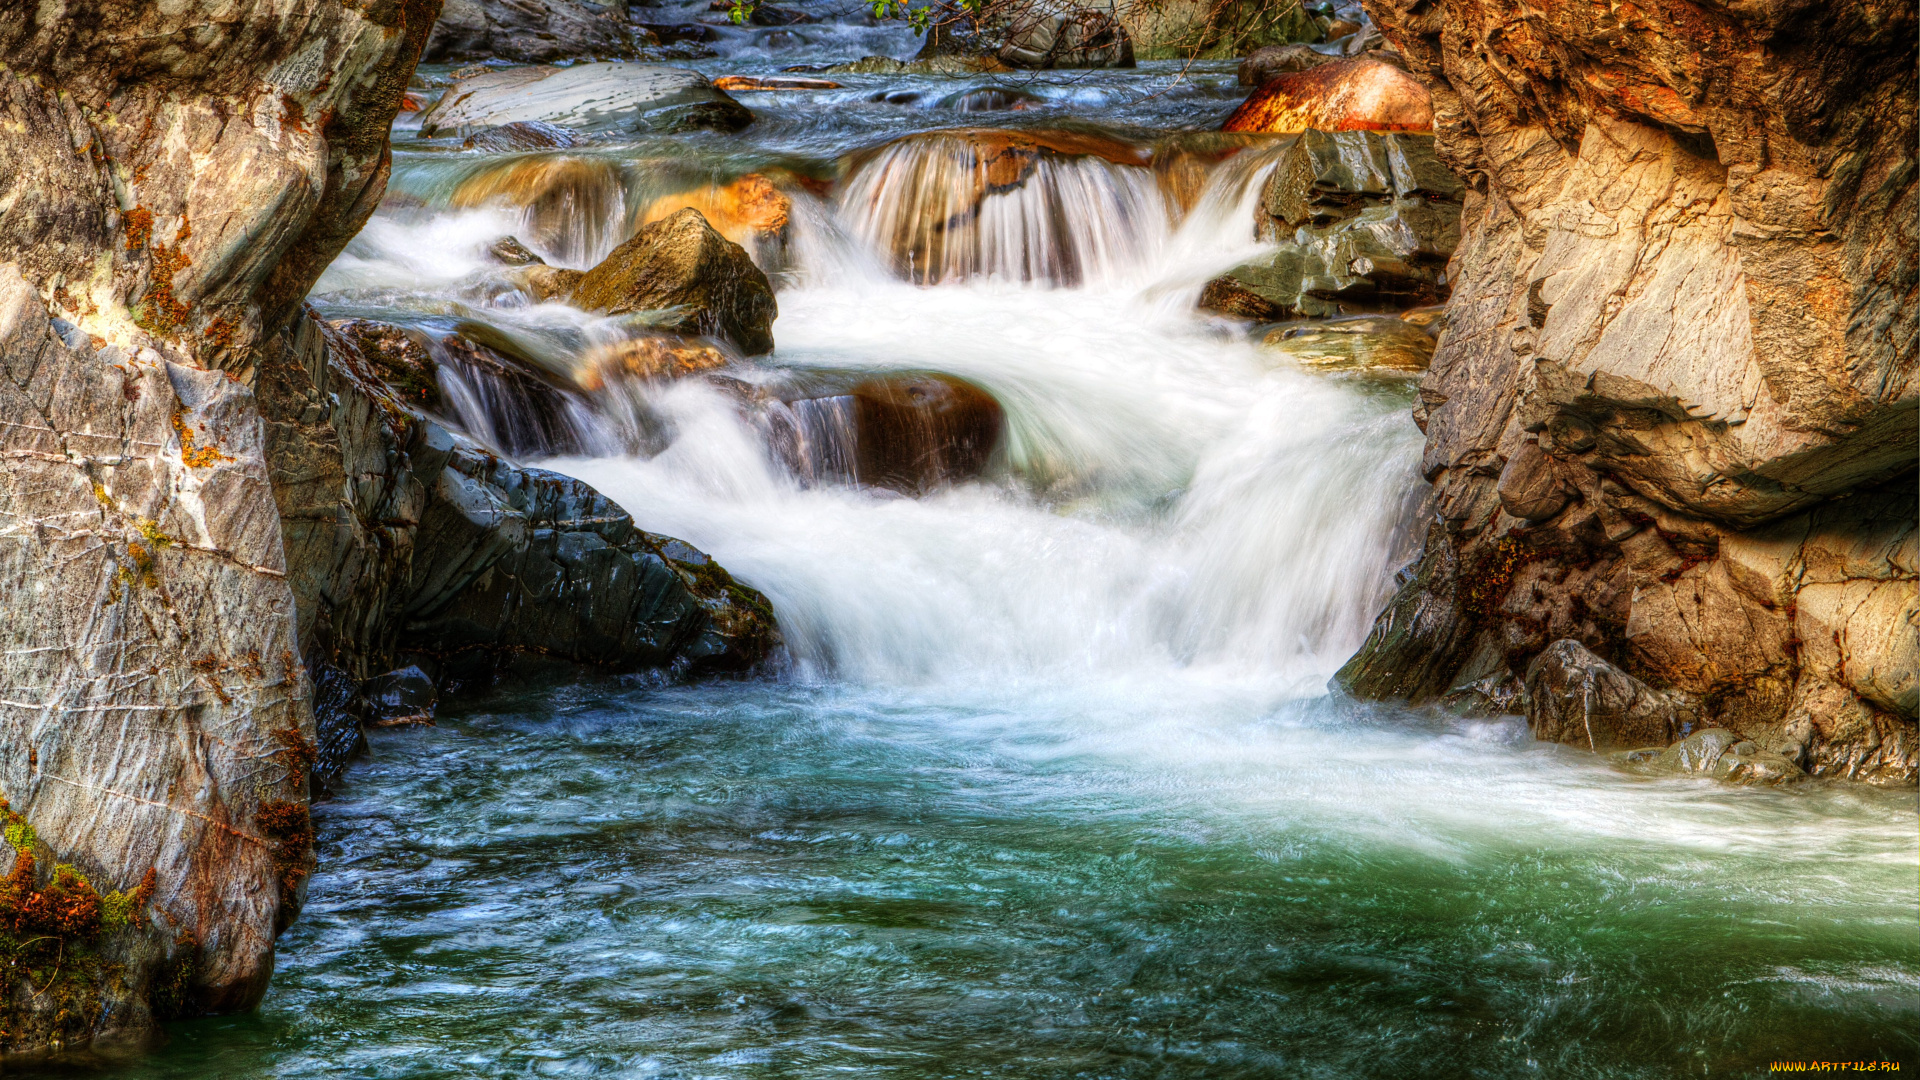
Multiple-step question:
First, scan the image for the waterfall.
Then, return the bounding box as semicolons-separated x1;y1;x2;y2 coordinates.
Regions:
836;133;1169;287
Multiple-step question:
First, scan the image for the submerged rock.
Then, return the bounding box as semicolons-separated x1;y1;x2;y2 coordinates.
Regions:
1260;316;1435;371
419;63;753;139
1201;130;1461;320
572;208;780;355
1222;56;1433;133
461;120;588;152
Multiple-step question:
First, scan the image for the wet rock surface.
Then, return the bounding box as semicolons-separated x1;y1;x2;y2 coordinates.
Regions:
1201;130;1460;321
418;62;754;139
571;207;780;355
1525;640;1695;753
1238;43;1339;86
1618;728;1807;787
918;0;1136;69
1339;0;1918;783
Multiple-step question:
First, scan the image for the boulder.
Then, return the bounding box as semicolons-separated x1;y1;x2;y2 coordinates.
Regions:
1200;130;1461;320
1524;640;1698;753
1222;56;1433;133
419;63;753;140
1260;316;1436;371
426;0;653;64
571;208;779;355
1239;43;1338;85
636;173;793;254
487;235;546;266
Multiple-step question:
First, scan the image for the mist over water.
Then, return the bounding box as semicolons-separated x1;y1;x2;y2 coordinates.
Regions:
115;16;1920;1077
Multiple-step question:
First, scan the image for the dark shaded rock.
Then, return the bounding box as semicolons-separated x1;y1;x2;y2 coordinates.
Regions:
850;374;1004;493
641;22;720;43
1525;639;1697;753
1495;441;1572;522
749;4;814;25
311;660;368;786
938;86;1048;112
359;665;438;723
572;208;779;355
915;0;1133;69
426;0;653;63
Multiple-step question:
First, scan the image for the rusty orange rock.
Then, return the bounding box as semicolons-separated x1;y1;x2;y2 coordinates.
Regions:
575;335;732;390
1221;56;1432;134
638;173;793;250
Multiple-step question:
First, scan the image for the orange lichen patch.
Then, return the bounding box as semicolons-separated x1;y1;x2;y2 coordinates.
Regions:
575;335;731;390
281;94;309;133
123;206;155;251
171;407;232;468
1222;57;1433;133
203;313;241;353
637;173;792;248
136;240;192;338
255;800;314;905
273;725;318;783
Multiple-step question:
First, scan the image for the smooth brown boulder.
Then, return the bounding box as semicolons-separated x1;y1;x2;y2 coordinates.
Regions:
571;208;779;356
1222;56;1433;133
849;375;1004;493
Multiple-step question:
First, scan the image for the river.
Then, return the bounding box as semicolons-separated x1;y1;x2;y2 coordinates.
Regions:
109;4;1920;1074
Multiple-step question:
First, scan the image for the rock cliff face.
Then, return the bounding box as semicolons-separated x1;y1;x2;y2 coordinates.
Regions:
1340;0;1918;782
0;0;774;1058
0;0;440;1053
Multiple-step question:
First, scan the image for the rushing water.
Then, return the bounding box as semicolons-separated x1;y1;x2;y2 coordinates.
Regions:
84;2;1920;1074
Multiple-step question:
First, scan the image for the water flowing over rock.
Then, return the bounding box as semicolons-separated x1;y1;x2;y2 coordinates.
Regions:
840;129;1159;285
1261;315;1435;372
1201;130;1461;320
1222;56;1433;134
1337;0;1919;783
418;63;754;139
571;208;780;355
765;373;1005;494
446;155;628;268
425;0;653;63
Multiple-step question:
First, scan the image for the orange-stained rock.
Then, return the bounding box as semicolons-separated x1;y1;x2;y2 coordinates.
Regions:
638;173;793;251
575;335;732;390
1222;56;1432;133
712;75;842;91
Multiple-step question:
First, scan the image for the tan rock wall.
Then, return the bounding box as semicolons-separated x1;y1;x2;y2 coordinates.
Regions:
1339;0;1917;782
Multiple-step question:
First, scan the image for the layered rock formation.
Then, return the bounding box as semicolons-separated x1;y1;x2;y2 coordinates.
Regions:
417;63;754;140
0;0;776;1058
1339;0;1918;782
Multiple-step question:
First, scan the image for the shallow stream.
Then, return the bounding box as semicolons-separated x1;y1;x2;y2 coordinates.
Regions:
105;6;1920;1074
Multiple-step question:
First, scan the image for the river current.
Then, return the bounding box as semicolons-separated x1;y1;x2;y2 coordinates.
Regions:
103;5;1920;1075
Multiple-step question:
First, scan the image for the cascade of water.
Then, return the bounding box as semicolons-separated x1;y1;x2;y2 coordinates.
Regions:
837;134;1168;287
